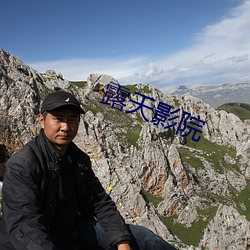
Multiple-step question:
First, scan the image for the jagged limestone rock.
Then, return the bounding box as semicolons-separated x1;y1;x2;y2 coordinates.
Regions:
176;205;198;227
1;48;250;249
200;205;250;250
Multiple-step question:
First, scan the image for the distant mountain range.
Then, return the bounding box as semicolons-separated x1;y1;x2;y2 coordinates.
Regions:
166;82;250;108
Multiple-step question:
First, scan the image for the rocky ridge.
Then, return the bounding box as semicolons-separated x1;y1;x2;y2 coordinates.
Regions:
167;82;250;108
0;48;250;249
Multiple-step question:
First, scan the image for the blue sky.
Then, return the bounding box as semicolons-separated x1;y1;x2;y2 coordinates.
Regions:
1;0;249;89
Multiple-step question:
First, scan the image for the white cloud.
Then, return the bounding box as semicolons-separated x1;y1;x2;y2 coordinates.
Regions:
144;62;165;78
30;0;250;90
226;54;249;63
30;57;149;82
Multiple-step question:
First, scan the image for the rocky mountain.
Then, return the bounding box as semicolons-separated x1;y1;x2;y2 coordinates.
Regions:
0;48;250;249
166;82;250;108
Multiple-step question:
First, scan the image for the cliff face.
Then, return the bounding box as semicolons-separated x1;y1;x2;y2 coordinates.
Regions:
0;49;250;249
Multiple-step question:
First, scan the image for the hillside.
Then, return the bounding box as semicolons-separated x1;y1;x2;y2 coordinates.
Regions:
217;103;250;121
0;48;250;249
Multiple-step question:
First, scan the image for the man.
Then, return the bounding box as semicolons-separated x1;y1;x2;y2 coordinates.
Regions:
0;91;176;250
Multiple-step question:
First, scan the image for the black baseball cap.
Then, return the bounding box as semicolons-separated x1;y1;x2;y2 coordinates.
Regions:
41;91;85;114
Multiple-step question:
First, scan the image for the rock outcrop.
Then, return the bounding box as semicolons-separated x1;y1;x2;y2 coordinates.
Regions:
0;48;250;249
200;205;250;250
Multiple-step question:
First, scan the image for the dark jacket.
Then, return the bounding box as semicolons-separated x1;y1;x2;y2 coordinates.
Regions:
0;130;131;249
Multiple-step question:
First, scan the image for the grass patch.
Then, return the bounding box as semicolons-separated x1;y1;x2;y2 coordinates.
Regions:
139;84;153;94
83;98;142;147
178;148;203;169
142;190;164;207
6;76;14;85
182;124;238;174
217;103;250;121
119;129;140;147
161;206;217;246
230;182;250;220
70;81;87;88
173;97;181;107
83;99;133;123
123;84;153;95
136;113;145;124
39;86;54;100
123;84;138;94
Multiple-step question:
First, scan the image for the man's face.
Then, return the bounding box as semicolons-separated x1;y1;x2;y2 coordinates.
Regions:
38;106;80;150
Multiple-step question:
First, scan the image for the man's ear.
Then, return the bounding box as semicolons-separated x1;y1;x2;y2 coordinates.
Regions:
37;114;45;129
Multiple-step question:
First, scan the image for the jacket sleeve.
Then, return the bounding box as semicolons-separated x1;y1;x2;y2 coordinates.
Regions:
83;158;131;247
2;156;56;250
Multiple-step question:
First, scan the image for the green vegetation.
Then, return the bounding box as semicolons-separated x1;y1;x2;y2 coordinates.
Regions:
6;76;14;85
174;121;250;244
179;123;239;174
139;84;153;94
123;84;153;95
161;206;218;246
217;103;250;121
83;98;142;147
143;190;218;246
173;97;181;107
119;129;140;147
178;148;203;169
142;190;164;207
39;86;54;100
136;113;144;124
70;81;88;88
230;182;250;221
122;84;138;94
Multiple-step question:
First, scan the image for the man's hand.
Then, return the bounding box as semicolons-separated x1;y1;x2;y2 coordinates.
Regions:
117;241;132;250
